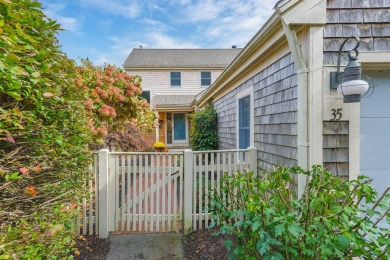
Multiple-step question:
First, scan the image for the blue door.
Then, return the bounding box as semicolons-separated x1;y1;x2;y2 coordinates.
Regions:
238;95;251;149
173;113;186;143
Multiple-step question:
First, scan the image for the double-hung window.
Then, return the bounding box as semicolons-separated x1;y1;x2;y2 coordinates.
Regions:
170;72;181;87
201;71;211;87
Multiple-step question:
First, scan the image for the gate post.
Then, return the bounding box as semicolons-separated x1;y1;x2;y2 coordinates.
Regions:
98;149;109;238
183;149;194;234
248;146;258;177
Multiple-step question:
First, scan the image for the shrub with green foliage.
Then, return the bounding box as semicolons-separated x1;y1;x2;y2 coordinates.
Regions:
189;102;219;151
209;166;390;259
0;1;92;258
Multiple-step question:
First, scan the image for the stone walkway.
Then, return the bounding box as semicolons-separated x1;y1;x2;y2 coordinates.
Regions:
105;233;184;259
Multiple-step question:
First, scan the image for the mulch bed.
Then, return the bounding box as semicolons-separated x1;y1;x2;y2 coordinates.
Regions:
70;235;109;260
70;228;233;259
182;228;234;259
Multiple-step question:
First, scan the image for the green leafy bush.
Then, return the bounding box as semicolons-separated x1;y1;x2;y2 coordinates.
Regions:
190;102;219;151
0;1;92;258
209;166;390;259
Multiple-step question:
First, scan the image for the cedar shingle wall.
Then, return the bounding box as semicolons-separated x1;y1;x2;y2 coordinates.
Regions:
214;53;298;172
323;121;349;179
324;0;390;65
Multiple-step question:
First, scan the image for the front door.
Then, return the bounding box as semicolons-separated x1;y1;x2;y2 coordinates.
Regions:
166;113;187;145
173;113;187;144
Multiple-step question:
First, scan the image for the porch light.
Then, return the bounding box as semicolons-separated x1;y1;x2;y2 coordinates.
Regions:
329;36;374;103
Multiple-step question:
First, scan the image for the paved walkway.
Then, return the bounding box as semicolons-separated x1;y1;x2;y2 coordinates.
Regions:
106;233;184;260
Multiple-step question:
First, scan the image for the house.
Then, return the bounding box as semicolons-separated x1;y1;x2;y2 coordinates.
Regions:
195;0;390;196
123;48;242;148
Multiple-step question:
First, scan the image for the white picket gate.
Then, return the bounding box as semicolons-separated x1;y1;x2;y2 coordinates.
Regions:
76;147;257;238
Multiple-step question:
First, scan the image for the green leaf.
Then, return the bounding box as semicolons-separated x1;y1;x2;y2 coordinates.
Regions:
31;71;40;78
252;221;261;232
257;240;269;256
11;65;29;76
287;223;301;238
224;239;233;251
337;234;350;249
5;53;20;65
275;224;285;237
9;171;21;180
6;91;22;100
0;254;10;260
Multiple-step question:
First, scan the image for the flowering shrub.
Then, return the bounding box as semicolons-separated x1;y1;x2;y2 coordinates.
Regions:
153;142;166;150
0;1;92;258
75;60;157;145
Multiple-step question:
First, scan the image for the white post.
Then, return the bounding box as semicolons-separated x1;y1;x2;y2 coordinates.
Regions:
98;149;109;238
183;149;193;234
248;146;258;177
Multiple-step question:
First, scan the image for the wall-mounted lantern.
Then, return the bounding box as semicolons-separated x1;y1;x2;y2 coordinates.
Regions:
330;36;375;103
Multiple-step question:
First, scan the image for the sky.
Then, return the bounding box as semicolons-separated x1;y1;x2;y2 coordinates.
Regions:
40;0;277;68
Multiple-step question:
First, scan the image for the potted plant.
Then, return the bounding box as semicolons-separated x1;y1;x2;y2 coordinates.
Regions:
153;141;166;152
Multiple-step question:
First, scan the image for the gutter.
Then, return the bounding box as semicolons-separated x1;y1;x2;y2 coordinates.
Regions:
275;4;309;199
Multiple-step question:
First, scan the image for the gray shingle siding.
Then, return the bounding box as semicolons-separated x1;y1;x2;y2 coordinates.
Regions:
214;53;298;172
324;0;390;65
323;121;349;178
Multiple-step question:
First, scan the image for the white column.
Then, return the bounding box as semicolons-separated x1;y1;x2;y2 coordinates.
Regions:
98;149;109;238
183;149;193;233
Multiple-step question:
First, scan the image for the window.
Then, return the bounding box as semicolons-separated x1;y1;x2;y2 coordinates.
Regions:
140;90;150;103
201;71;211;86
236;86;254;153
238;95;251;149
170;72;181;87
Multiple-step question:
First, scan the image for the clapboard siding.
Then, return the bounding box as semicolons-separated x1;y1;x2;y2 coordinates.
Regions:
214;53;298;172
323;121;349;178
324;0;390;65
125;69;223;106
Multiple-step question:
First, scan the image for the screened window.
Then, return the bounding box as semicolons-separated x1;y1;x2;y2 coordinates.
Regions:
170;72;181;87
201;71;211;86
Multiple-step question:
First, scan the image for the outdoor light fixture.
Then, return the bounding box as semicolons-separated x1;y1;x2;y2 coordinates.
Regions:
330;36;374;103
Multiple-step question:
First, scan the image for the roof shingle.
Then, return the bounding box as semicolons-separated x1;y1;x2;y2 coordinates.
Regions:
123;48;242;68
154;95;195;107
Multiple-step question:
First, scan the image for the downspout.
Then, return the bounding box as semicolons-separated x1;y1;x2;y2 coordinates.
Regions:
275;6;309;199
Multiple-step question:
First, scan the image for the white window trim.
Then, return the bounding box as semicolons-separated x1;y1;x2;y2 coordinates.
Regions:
200;71;212;87
236;86;254;150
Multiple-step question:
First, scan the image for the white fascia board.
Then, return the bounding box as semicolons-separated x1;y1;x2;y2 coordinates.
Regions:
279;0;326;25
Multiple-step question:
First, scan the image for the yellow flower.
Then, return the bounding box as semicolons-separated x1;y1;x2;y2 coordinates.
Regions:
153;142;165;149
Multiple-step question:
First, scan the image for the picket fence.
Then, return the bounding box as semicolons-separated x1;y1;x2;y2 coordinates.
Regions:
76;147;257;238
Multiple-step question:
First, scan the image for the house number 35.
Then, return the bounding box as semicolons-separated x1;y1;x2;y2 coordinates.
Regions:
330;109;342;121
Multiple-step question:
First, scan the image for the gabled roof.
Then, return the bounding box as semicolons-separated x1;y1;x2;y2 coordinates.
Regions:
123;48;242;69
